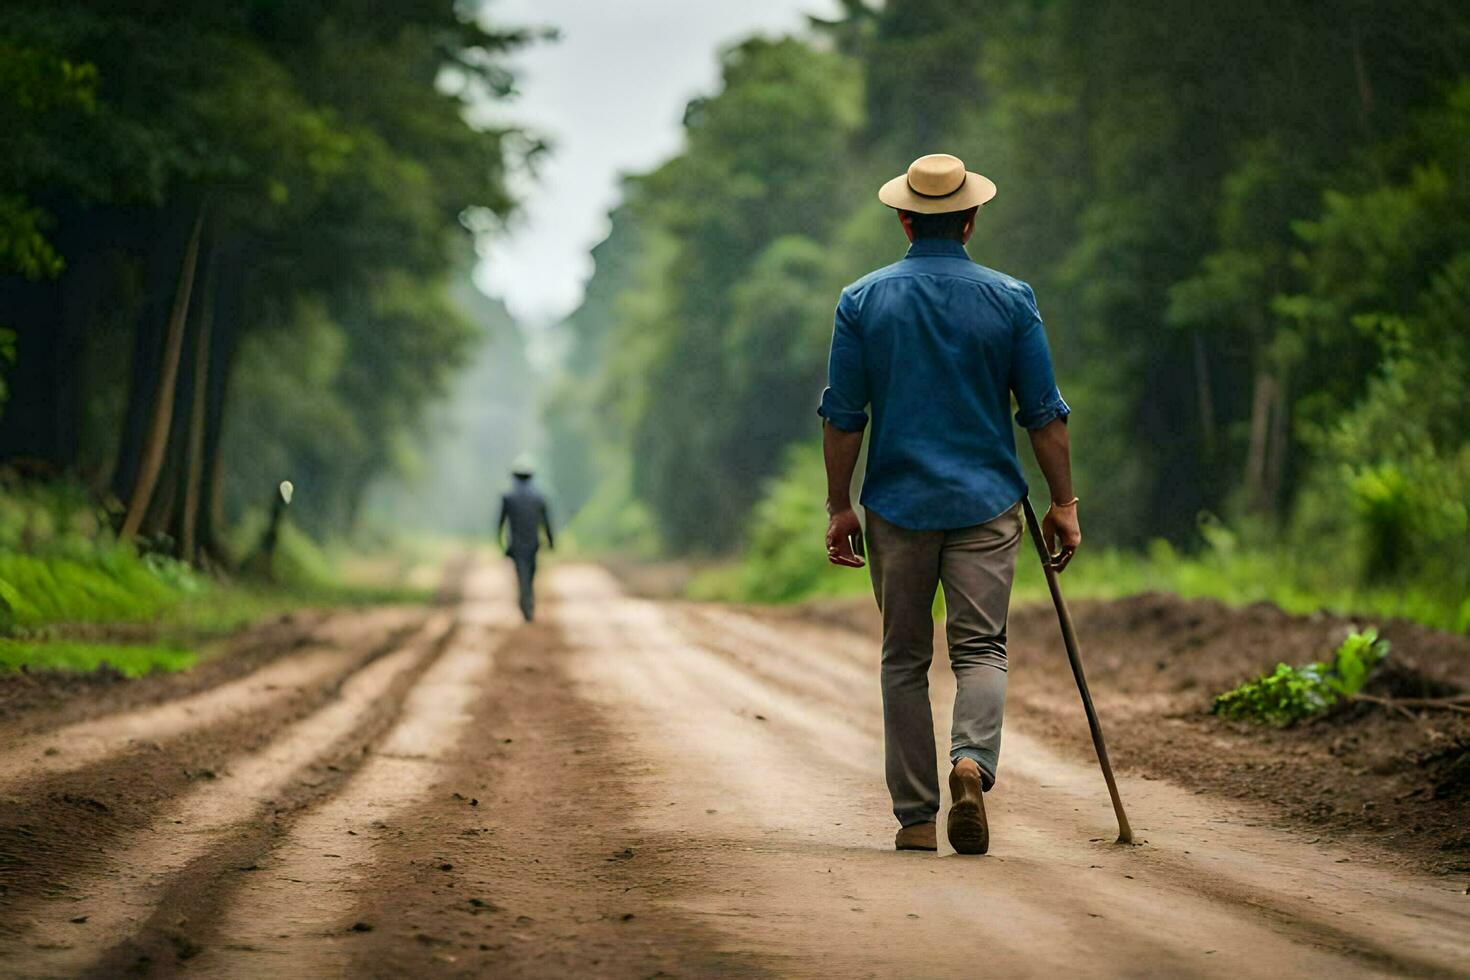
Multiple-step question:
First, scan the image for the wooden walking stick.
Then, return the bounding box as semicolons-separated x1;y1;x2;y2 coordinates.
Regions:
1020;496;1134;844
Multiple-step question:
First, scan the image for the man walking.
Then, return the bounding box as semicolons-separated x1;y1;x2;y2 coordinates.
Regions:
819;154;1081;855
498;456;554;622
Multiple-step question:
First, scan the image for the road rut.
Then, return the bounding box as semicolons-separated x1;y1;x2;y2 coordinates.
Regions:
0;560;1464;978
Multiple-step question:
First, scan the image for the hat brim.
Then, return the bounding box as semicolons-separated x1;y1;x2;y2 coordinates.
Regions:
878;170;997;214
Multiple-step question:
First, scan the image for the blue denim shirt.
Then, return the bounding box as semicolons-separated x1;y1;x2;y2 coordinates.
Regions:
818;238;1070;531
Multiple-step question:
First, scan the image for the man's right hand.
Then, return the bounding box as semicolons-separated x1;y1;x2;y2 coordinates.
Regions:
825;507;865;568
1041;501;1081;572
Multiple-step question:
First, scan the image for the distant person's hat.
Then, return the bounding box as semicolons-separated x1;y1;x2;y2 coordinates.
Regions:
878;153;996;214
511;454;536;477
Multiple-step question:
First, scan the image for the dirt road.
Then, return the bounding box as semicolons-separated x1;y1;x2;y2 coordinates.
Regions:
0;561;1465;978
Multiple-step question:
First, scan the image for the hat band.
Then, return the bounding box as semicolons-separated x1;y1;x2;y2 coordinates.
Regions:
907;174;966;199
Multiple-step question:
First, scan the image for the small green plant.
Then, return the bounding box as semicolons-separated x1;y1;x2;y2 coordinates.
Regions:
1212;628;1391;726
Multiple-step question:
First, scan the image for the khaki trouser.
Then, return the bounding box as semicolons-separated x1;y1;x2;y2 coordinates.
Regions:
865;503;1022;828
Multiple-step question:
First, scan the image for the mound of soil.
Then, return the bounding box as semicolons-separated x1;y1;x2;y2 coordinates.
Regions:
792;591;1470;876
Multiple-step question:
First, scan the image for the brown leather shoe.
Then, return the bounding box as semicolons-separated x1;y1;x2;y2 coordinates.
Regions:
947;759;989;855
895;821;937;851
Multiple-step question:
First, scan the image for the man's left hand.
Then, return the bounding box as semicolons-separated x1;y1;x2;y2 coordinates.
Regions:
825;507;865;568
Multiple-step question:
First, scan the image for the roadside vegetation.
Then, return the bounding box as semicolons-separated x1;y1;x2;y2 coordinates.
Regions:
0;640;197;678
0;478;431;677
0;3;535;675
1213;629;1391;726
549;4;1470;636
682;444;1470;633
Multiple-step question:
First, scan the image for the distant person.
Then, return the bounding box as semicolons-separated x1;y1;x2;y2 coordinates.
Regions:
498;456;554;622
819;154;1081;855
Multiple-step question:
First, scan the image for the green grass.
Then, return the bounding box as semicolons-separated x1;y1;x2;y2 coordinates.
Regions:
0;639;197;677
0;480;437;679
1008;539;1470;632
690;536;1470;633
0;562;431;678
0;549;199;628
684;441;1470;632
0;558;430;678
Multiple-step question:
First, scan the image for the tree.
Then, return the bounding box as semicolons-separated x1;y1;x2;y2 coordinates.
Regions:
549;0;1470;603
624;37;860;550
0;0;539;558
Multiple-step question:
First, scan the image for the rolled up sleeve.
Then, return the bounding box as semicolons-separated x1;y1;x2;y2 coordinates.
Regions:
817;292;869;432
1010;284;1071;429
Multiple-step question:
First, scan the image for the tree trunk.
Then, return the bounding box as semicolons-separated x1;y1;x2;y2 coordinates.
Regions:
111;208;193;505
1192;331;1216;456
200;444;231;568
1243;366;1277;512
142;441;181;539
178;248;214;564
1350;17;1374;142
1263;371;1291;516
120;206;206;539
197;243;246;567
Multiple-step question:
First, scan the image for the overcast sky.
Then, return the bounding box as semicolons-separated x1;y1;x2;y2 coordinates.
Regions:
474;0;839;325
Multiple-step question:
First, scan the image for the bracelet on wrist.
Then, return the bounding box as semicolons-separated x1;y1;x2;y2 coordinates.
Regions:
1051;496;1079;508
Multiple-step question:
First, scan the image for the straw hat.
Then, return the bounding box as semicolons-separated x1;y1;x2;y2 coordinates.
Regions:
878;153;996;214
511;453;536;477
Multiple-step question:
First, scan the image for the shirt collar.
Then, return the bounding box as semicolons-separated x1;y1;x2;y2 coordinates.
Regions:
904;238;970;260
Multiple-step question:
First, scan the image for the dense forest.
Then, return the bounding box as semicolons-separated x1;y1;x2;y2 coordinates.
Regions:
2;0;1467;627
0;0;537;561
547;0;1470;617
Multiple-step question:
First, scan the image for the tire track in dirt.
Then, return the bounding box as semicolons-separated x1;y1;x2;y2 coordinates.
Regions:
553;572;1201;976
699;594;1470;975
550;565;1470;978
133;558;758;978
0;615;429;920
0;611;460;977
327;619;763;978
0;608;426;793
4;560;1464;978
180;615;511;975
670;604;873;707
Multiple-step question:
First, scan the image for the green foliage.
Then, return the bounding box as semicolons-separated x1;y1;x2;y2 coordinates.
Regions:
695;468;1470;632
542;202;647;520
562;456;659;559
0;479;425;654
552;4;1470;634
0;477;189;627
0;550;191;628
1328;629;1389;697
551;36;862;553
0;639;195;677
0;0;538;548
733;443;836;603
0;41;97;280
1213;629;1391;726
0;194;66;281
1214;663;1337;728
226;506;336;589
